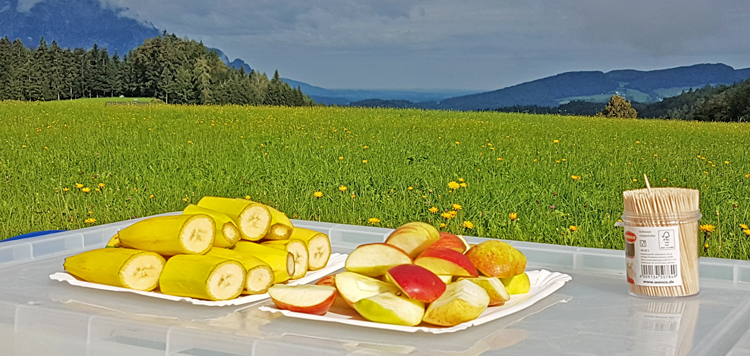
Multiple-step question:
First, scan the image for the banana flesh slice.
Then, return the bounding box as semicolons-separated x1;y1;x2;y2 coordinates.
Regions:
290;227;331;271
197;196;272;241
183;204;241;248
207;247;275;294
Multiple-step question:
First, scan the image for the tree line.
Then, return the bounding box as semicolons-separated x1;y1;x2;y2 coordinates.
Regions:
0;32;314;106
495;79;750;122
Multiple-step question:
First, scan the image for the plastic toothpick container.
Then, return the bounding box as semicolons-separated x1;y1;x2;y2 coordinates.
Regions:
619;187;702;298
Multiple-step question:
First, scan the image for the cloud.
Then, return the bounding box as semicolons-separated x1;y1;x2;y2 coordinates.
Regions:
95;0;750;89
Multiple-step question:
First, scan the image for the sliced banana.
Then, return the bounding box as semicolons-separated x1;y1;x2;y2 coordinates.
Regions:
290;227;331;271
207;248;275;294
117;214;214;255
183;204;241;248
264;207;294;240
159;254;246;301
197;196;273;241
233;241;294;283
64;248;166;291
261;239;309;279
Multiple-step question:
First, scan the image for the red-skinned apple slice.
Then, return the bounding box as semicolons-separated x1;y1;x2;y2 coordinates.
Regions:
345;243;413;277
268;284;337;315
431;232;470;253
335;271;399;306
385;264;446;303
315;275;335;286
353;292;425;326
422;279;490;327
415;247;479;277
384;222;440;258
459;276;511;306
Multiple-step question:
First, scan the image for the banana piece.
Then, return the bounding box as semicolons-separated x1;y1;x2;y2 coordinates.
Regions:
289;227;331;271
207;248;275;294
233;241;294;283
264;206;294;240
261;239;308;279
64;248;165;291
197;196;271;241
159;254;246;301
105;233;121;248
183;204;241;248
117;214;215;256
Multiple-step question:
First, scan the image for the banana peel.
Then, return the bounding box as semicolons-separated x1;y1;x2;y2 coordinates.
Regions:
289;227;331;271
64;248;165;291
233;241;294;284
117;214;215;256
159;254;246;301
183;204;241;248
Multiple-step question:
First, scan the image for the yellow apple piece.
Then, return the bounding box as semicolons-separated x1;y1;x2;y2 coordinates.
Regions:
465;240;527;278
345;243;413;277
384;221;440;258
422;279;490;327
500;272;531;295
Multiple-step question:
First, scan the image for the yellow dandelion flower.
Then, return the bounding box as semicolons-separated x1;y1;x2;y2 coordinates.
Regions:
429;207;439;214
746;174;750;178
553;140;559;143
63;187;70;192
571;175;581;180
149;194;155;199
509;213;517;221
725;161;730;164
455;141;460;145
448;181;460;190
22;145;26;148
440;223;446;228
339;156;344;160
740;224;748;230
700;224;716;232
98;183;105;188
339;185;347;192
368;217;381;224
183;197;189;202
460;182;467;188
188;141;193;144
88;210;93;215
441;212;454;219
408;186;414;191
654;154;658;157
497;157;503;161
363;145;368;149
459;178;465;183
351;194;356;199
84;218;96;224
633;179;638;182
95;188;100;192
81;187;91;193
313;191;323;198
362;160;368;163
452;204;462;210
462;221;474;229
245;195;251;200
75;183;84;189
570;225;578;232
744;229;750;236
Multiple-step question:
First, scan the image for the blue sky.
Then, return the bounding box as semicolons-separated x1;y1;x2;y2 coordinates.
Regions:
20;0;750;90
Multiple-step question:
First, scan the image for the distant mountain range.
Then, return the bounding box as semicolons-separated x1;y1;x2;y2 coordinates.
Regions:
3;0;750;111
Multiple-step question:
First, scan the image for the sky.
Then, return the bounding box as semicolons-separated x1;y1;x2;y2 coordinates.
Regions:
20;0;750;91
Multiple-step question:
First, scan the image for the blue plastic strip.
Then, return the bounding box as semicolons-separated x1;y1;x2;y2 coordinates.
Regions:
1;230;67;243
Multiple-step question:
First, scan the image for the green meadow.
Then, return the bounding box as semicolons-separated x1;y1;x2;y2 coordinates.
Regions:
2;100;749;259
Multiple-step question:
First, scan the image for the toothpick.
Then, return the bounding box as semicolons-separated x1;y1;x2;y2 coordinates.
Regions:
644;174;652;191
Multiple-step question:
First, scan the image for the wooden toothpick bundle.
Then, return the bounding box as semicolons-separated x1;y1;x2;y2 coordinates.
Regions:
623;187;701;297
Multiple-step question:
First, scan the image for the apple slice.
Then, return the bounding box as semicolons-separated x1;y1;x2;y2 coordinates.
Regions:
500;272;531;295
437;274;453;284
315;275;336;286
345;243;413;277
353;292;425;326
459;276;511;306
385;264;446;303
465;240;527;278
422;279;490;327
415;247;478;277
335;271;399;306
384;222;440;258
431;232;470;253
268;284;337;315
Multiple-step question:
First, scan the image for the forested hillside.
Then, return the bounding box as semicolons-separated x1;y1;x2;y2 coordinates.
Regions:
0;33;313;106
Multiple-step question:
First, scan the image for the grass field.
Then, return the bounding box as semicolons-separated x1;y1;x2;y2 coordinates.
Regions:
2;100;749;259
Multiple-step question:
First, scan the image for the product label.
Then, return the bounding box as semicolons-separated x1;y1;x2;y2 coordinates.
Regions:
624;225;682;287
634;311;682;356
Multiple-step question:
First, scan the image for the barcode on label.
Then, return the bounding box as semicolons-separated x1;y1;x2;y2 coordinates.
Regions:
641;264;678;278
641;320;679;332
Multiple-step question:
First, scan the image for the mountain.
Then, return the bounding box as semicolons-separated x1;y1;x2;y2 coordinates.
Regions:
282;78;479;106
208;47;252;73
431;63;750;111
0;0;159;54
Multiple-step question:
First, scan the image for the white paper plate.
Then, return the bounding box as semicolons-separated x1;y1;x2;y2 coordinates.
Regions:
259;269;571;333
50;253;348;307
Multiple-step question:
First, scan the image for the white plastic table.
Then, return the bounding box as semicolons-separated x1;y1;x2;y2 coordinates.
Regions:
2;213;750;356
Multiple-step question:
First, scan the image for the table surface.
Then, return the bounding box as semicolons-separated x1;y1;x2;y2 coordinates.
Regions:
2;214;750;356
